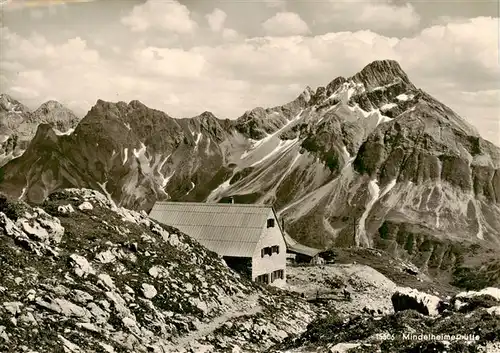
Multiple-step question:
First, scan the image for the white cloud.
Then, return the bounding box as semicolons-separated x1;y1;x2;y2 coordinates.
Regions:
206;8;227;33
396;17;500;90
131;47;206;79
448;90;500;144
17;70;46;87
9;86;40;100
205;8;239;41
459;90;500;106
1;16;498;144
1;27;99;67
1;27;103;110
121;0;197;34
29;9;44;18
2;0;98;10
431;15;470;26
318;0;420;31
262;12;310;36
222;28;239;41
260;0;286;9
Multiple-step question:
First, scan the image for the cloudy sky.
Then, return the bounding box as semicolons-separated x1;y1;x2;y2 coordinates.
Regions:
1;0;499;144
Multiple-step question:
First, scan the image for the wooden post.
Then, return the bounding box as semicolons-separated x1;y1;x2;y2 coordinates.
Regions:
352;217;357;242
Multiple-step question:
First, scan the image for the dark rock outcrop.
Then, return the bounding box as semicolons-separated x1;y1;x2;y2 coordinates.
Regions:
391;287;444;316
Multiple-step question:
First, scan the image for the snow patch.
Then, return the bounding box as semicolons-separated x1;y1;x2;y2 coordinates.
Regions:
380;103;397;111
356;179;380;247
375;110;393;126
242;109;304;158
18;187;27;200
456;287;500;301
272;152;301;194
133;143;146;159
122;148;128;165
349;103;393;126
124;122;131;130
370;80;400;92
472;199;484;240
205;137;211;155
163;173;174;189
195;132;202;146
318;102;339;119
250;138;298;167
206;178;232;201
157;154;172;188
341;146;350;160
54;128;75;136
380;179;397;199
186;181;195;195
328;81;361;103
396;93;413;101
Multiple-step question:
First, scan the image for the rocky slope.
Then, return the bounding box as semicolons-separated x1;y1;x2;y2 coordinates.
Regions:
0;60;499;280
273;283;500;353
0;188;315;353
0;94;79;167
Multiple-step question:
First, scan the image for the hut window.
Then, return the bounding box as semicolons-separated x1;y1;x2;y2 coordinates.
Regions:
261;247;273;257
267;218;275;228
271;269;284;282
256;274;269;284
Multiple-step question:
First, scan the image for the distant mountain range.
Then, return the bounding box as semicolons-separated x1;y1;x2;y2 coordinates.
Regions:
0;94;80;167
1;60;499;278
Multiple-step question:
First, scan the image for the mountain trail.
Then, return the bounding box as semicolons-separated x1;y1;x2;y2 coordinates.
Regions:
168;293;263;351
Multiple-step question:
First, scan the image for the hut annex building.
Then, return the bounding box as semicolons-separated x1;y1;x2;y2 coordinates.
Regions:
149;201;287;286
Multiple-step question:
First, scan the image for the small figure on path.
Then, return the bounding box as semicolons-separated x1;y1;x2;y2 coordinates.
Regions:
343;288;351;301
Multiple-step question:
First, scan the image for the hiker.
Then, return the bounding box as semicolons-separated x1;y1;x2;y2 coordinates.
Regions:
343;287;351;301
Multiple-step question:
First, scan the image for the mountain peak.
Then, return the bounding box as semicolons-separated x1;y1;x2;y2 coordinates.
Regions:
0;93;16;103
299;86;314;103
351;59;414;90
35;100;66;113
198;111;217;120
0;93;30;114
129;100;147;109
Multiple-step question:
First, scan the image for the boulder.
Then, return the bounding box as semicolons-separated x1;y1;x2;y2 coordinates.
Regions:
452;287;500;313
391;287;443;316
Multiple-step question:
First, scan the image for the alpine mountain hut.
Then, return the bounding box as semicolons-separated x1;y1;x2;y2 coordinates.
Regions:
149;201;286;286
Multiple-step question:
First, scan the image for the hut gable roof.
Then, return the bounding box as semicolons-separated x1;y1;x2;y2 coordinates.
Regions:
149;202;277;257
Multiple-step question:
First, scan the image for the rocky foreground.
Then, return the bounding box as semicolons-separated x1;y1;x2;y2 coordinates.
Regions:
274;269;500;353
0;189;314;353
0;188;499;353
